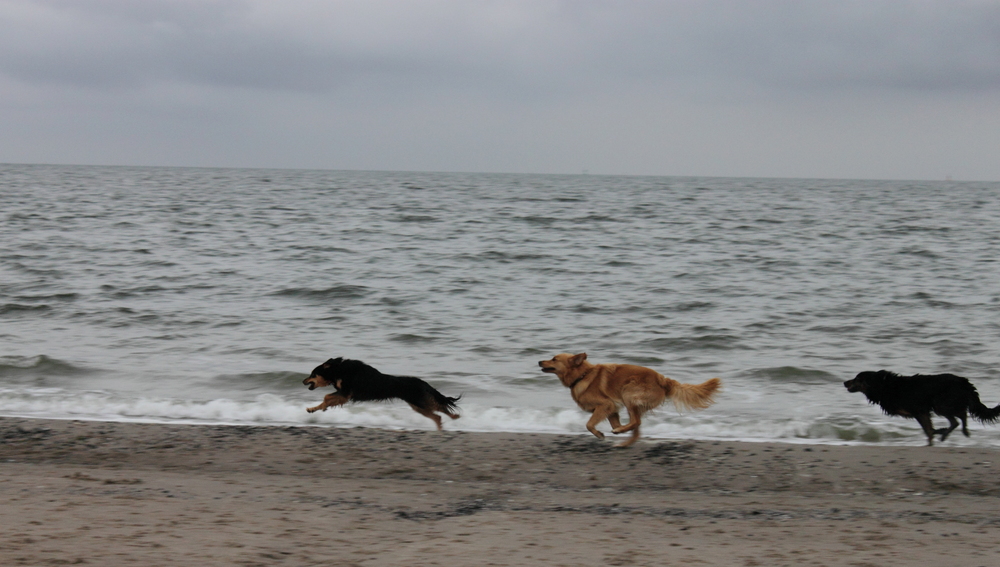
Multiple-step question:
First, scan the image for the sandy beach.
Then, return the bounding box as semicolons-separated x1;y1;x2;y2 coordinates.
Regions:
1;417;998;566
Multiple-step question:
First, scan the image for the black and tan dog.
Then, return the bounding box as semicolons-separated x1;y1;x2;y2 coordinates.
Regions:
303;357;460;430
539;352;721;447
845;370;1000;445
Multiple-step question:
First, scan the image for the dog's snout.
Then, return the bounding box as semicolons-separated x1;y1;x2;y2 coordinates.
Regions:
538;360;557;374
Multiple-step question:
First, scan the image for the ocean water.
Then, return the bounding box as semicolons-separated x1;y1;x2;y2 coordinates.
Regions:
3;164;1000;446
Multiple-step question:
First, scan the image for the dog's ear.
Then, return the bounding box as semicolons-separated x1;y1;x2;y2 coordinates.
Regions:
570;353;587;367
324;357;343;368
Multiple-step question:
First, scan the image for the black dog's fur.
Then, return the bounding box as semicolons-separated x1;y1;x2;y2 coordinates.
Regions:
844;370;1000;445
303;357;460;429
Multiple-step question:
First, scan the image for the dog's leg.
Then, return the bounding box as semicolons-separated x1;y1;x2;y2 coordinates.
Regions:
611;404;643;435
935;416;959;442
438;404;460;420
607;412;624;432
961;412;970;437
610;403;645;447
306;393;349;413
915;413;936;446
616;426;641;448
585;406;615;440
409;404;444;430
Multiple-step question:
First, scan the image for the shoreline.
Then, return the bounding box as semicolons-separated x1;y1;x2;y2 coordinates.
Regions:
6;411;996;450
2;417;999;565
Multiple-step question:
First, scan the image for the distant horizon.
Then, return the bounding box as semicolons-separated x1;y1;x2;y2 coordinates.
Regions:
2;160;994;184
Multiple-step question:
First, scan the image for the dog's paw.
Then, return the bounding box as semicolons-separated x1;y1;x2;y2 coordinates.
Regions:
306;407;317;413
590;431;605;440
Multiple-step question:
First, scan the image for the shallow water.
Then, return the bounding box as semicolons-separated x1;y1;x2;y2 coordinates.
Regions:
3;164;1000;445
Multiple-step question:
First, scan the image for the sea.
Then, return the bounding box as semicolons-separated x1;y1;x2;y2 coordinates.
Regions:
3;164;1000;447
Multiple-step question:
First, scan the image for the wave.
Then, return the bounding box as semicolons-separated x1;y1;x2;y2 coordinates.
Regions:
103;285;170;299
207;371;308;392
390;333;440;344
572;214;624;223
515;215;558;226
665;301;716;312
471;251;552;262
641;335;745;351
395;214;440;223
505;376;562;388
0;355;98;380
10;293;79;302
2;388;996;447
802;418;912;443
740;366;842;384
270;285;370;300
0;303;52;316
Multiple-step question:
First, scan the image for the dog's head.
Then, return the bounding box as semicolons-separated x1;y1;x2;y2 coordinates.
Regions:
539;353;588;385
844;370;888;395
303;357;344;390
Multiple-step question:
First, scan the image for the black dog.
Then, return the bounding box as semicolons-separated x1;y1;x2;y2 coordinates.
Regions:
844;370;1000;445
303;357;460;430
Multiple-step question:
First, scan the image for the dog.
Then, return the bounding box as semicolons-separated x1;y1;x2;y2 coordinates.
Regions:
844;370;1000;445
539;352;721;447
303;357;460;430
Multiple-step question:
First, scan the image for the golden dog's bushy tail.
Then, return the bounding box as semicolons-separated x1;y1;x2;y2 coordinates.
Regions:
661;376;721;412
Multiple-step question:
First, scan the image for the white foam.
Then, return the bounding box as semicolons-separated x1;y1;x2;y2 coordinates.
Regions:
4;387;1000;447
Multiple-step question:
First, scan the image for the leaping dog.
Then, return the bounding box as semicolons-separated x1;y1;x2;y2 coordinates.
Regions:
303;357;461;430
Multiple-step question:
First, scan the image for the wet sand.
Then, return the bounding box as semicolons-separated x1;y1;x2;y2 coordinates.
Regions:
1;417;998;566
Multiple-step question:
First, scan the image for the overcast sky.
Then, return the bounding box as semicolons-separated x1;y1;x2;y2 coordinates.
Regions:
2;0;999;180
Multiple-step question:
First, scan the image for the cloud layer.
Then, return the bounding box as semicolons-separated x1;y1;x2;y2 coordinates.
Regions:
2;1;999;179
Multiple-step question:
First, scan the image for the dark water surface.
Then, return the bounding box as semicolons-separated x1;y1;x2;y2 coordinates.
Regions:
3;164;1000;445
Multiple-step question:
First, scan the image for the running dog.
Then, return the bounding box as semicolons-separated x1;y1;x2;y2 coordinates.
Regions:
539;352;721;447
303;357;460;430
844;370;1000;446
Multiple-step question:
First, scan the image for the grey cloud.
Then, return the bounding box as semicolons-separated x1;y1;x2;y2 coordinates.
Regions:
582;2;1000;92
2;0;999;180
2;1;999;95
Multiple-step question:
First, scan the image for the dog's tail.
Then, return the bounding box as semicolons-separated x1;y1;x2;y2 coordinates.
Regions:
433;390;462;418
969;393;1000;424
661;376;721;412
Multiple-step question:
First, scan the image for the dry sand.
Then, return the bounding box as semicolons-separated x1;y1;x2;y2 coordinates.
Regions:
1;416;998;566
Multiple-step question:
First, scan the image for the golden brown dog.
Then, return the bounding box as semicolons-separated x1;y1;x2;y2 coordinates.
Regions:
539;352;721;447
